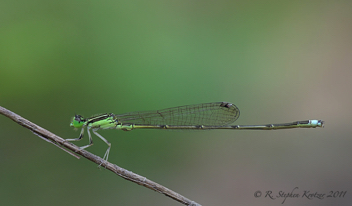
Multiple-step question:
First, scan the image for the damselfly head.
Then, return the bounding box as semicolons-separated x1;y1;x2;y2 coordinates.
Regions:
70;114;86;128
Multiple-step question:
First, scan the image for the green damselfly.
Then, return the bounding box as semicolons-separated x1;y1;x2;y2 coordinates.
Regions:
67;102;324;161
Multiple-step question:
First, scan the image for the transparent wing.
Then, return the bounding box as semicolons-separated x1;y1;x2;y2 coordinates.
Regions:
114;102;240;126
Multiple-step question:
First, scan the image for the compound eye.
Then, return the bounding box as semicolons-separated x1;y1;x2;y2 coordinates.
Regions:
75;115;84;123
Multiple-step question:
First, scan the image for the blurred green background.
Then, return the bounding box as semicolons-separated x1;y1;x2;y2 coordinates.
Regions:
1;1;352;205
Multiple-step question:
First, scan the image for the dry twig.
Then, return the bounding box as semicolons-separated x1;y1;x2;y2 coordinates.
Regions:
0;106;201;206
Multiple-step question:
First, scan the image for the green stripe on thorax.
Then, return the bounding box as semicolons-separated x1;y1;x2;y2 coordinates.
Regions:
87;113;117;129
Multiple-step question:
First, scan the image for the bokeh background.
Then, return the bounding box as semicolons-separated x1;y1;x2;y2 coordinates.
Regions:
1;1;352;206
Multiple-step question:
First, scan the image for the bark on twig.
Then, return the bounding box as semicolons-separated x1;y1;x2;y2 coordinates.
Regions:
0;106;201;206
